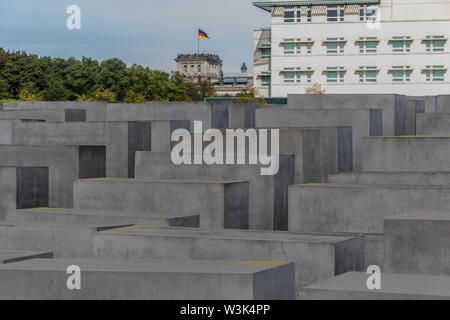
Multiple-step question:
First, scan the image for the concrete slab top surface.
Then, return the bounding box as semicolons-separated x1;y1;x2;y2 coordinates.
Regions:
0;221;132;231
364;135;450;139
304;272;450;297
386;210;450;221
290;183;450;189
0;259;291;274
0;251;52;263
17;208;198;219
77;178;248;184
98;226;361;244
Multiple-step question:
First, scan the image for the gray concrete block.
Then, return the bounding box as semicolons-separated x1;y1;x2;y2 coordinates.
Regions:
0;222;131;258
107;102;257;130
303;272;450;300
93;226;364;298
287;94;405;136
16;101;108;122
406;96;435;113
0;250;53;264
0;167;16;220
289;183;450;234
107;102;213;128
364;136;450;172
417;113;450;135
74;178;249;229
7;208;200;228
0;108;66;122
256;108;377;171
329;172;450;185
0;259;295;300
10;119;188;178
135;152;293;230
435;95;450;113
0;146;79;211
11;121;144;178
0;120;17;144
384;210;450;276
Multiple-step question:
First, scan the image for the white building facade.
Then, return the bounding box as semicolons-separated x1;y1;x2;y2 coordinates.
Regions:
253;0;450;97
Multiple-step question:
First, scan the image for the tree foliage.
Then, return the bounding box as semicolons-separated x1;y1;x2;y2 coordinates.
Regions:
304;83;326;94
0;48;206;102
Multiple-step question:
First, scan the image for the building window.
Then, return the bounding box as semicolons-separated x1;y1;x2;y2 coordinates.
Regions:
392;37;412;53
306;39;313;54
307;6;312;22
360;5;378;21
326;38;345;54
359;67;378;83
197;65;201;73
392;66;411;82
261;48;271;60
261;76;271;87
425;36;445;53
283;71;295;83
184;65;188;73
326;67;345;83
284;9;295;23
327;5;344;22
306;70;312;83
283;42;301;55
359;37;378;54
425;66;445;82
283;70;302;84
190;65;195;73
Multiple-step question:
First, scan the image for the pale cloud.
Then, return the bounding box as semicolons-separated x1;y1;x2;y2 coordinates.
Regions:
0;0;269;72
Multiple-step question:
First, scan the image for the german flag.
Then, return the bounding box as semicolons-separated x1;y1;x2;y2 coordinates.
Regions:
198;29;209;39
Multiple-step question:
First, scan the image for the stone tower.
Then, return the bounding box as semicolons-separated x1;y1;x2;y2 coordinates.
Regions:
175;54;223;82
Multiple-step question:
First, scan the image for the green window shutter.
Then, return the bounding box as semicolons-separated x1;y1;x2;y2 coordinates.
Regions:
393;41;404;52
327;71;337;82
433;40;445;52
284;43;295;54
284;72;295;83
284;10;294;22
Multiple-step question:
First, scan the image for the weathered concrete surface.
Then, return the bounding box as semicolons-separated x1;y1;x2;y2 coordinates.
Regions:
0;108;66;122
287;94;405;136
435;95;450;113
16;101;108;122
7;208;199;227
0;146;79;210
303;272;450;300
74;178;249;229
12;121;128;177
107;102;257;130
363;136;450;172
93;226;364;298
135;152;293;230
0;120;17;144
265;128;331;183
417;113;450;135
0;250;53;264
289;183;450;234
108;102;213;127
406;96;435;113
0;222;131;258
328;172;450;185
0;167;16;220
0;259;295;300
256;108;377;171
384;211;450;276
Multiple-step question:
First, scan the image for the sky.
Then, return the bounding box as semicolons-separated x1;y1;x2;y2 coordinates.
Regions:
0;0;270;73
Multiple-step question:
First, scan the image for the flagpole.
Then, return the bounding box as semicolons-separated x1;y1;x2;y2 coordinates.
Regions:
197;28;199;54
